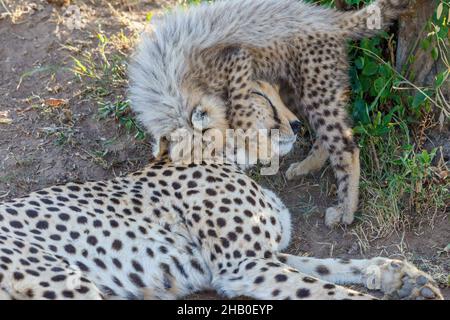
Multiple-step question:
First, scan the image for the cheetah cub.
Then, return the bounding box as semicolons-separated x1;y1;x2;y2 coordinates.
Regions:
129;0;412;227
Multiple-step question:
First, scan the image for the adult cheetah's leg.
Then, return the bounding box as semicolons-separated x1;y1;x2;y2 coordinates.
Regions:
277;254;443;300
212;258;374;300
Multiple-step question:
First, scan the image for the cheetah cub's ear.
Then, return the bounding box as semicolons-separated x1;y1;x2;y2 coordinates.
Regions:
190;95;228;133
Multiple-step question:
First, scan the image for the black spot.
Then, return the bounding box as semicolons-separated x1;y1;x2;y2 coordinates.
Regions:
6;208;18;215
51;274;67;282
43;291;56;300
296;288;311;298
192;171;202;179
76;261;89;272
87;236;98;246
302;276;317;283
10;220;23;229
203;200;214;209
67;185;81;192
227;232;237;241
132;260;144;273
112;240;122;251
58;213;70;221
225;184;236;192
62;291;74;298
251;226;261;235
70;232;80;240
217;218;226;227
77;216;88;225
190;259;205;274
64;244;76;254
254;276;264;284
25;209;38;218
13;272;24;280
316;265;330;276
94;258;107;269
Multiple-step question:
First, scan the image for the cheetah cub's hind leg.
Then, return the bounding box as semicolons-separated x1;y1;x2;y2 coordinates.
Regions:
285;38;360;227
278;254;443;300
213;258;375;300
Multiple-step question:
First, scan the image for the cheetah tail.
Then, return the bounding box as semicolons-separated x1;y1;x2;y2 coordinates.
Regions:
337;0;411;40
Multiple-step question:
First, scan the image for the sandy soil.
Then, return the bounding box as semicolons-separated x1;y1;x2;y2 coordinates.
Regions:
0;0;448;299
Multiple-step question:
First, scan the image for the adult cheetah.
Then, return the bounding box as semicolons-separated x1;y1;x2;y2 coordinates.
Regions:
129;0;411;227
0;82;442;300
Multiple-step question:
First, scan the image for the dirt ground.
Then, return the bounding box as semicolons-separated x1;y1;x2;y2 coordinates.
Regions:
0;0;448;299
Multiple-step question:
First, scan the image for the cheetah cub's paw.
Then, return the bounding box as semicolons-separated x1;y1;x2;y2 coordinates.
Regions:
285;161;313;179
366;259;443;300
325;206;354;227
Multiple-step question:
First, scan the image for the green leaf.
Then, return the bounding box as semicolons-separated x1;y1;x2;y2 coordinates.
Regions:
360;76;372;92
431;47;439;60
412;91;427;109
435;70;448;87
374;77;386;93
362;61;379;76
438;25;449;38
421;150;430;164
355;57;365;69
420;38;431;51
352;98;370;125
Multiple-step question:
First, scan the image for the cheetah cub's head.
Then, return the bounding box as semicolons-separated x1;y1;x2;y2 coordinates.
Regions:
162;81;299;169
231;80;300;161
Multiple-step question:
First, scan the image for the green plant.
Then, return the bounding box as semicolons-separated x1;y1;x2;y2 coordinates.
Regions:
99;99;146;140
72;33;128;93
71;31;145;140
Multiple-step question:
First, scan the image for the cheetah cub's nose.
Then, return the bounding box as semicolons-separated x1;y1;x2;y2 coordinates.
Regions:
290;120;302;135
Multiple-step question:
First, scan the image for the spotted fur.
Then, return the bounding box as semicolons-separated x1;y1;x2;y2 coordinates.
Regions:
0;157;442;300
128;0;411;226
0;84;442;300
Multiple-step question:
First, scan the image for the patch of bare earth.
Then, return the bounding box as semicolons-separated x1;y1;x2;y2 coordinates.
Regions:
0;0;448;299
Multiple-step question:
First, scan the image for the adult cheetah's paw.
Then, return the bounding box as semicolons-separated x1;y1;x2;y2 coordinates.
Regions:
367;259;443;300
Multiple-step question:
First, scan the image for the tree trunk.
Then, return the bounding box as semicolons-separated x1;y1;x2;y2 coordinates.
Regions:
396;0;449;98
